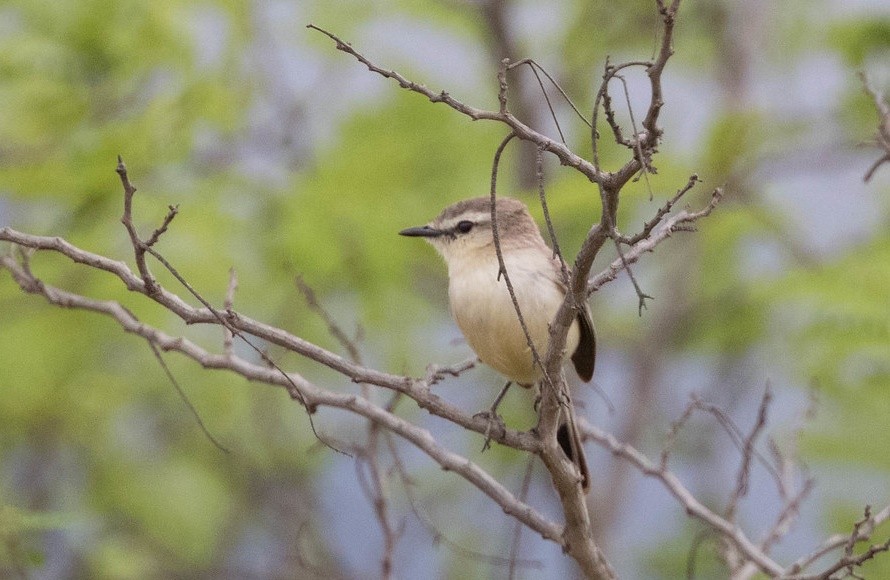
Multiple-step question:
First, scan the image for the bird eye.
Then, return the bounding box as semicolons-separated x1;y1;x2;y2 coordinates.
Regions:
456;220;473;233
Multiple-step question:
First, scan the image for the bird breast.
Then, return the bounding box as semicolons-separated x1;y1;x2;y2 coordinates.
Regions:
447;248;580;385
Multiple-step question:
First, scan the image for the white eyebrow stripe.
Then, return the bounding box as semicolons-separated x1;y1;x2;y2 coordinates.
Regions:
439;211;492;227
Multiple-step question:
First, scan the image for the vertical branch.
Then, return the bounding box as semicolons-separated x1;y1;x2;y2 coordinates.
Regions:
223;267;237;356
641;0;680;141
117;156;156;292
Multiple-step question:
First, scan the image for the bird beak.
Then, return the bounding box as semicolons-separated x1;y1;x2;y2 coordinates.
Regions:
399;225;444;238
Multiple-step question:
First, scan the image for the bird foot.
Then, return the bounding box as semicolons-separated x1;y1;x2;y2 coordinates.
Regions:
474;409;506;452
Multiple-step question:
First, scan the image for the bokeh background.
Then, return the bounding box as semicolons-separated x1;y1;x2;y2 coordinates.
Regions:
1;0;888;578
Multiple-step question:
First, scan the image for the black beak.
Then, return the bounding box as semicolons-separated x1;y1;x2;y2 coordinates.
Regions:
399;225;444;237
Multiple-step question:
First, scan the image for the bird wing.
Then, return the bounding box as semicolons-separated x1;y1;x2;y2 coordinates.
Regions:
571;302;596;382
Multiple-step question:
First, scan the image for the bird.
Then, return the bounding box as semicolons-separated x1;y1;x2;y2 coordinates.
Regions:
399;196;594;491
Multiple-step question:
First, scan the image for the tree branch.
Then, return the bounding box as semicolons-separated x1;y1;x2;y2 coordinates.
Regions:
306;24;607;185
0;226;538;455
0;250;565;544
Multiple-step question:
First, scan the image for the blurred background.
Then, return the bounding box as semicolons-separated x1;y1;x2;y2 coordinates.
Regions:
0;0;888;578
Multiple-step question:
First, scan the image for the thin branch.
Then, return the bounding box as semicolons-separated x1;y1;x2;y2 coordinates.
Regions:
306;24;606;185
0;252;564;544
223;267;237;356
641;0;680;142
354;434;397;580
616;73;655;200
147;340;231;454
0;226;540;454
784;505;890;577
423;358;477;386
507;58;593;139
725;384;773;522
578;417;785;577
383;432;543;570
115;158;347;455
535;147;570;286
117;155;156;292
508;457;536;580
295;274;363;365
620;174;701;245
514;61;567;143
587;188;724;296
660;396;697;470
488;132;553;396
600;57;632;148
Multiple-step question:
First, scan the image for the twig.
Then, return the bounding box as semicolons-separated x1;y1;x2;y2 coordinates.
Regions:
508;457;537;580
114;158;347;455
223;267;237;356
600;57;632;148
354;436;397;580
117;155;156;293
383;432;543;570
619;174;701;245
725;384;773;522
506;58;594;141
661;397;697;470
536;146;568;281
0;249;567;540
784;505;890;577
578;417;785;576
147;340;231;454
305;24;606;185
423;358;477;386
617;73;655;199
295;274;363;365
488;132;554;396
587;188;723;296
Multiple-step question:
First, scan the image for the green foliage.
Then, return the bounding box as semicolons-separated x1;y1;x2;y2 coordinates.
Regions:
769;235;890;467
829;17;890;66
0;1;247;220
266;90;507;361
1;0;889;577
0;504;73;571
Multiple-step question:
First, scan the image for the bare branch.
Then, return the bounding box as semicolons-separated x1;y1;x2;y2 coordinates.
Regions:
306;24;606;184
725;384;773;522
147;340;231;454
117;155;156;292
383;432;542;570
223;267;237;356
620;174;701;245
641;0;680;144
295;274;363;365
0;251;564;544
578;417;785;577
784;505;890;577
507;58;593;138
0;227;539;454
587;188;724;295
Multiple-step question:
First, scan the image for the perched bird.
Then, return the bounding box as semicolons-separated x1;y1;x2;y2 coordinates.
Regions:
400;196;594;491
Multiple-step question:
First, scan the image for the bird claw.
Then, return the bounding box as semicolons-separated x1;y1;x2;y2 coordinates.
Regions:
474;410;506;452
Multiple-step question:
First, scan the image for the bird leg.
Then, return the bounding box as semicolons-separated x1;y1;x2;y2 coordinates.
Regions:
474;381;512;452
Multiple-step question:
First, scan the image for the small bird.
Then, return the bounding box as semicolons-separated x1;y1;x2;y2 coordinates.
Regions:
400;196;594;491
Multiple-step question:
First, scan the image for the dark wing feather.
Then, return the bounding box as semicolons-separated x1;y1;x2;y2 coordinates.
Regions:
571;303;596;382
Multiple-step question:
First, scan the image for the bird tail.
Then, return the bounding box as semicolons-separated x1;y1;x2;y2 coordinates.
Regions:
557;406;590;492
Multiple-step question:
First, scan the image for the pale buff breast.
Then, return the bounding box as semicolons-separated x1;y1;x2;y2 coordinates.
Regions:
447;248;580;386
